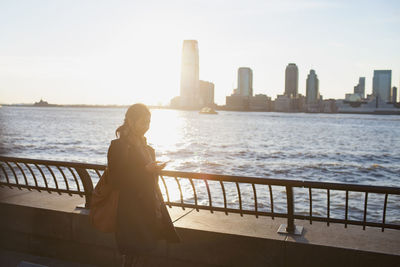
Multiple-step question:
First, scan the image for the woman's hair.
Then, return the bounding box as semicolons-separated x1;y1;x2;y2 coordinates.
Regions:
115;103;151;138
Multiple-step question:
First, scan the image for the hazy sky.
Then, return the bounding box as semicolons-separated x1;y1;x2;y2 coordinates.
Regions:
1;0;399;105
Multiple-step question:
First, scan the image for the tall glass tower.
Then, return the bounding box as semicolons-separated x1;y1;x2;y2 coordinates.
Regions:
373;70;392;102
285;63;298;97
180;40;200;107
354;77;365;99
306;69;319;104
392;87;398;103
238;67;253;97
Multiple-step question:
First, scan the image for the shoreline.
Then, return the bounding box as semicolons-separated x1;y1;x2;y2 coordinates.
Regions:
2;104;400;115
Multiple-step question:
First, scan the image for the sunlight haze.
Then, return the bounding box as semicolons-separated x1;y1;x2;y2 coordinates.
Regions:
0;0;399;105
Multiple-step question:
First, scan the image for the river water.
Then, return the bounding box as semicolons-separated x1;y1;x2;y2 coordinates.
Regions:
1;106;399;224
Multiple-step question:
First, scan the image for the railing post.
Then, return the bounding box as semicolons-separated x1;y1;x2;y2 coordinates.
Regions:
277;185;303;235
286;185;295;232
75;168;94;208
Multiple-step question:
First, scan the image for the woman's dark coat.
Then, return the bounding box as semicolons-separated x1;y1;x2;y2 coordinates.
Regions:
107;138;179;255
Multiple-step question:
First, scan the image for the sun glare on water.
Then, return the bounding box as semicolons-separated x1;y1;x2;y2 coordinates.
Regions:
146;109;184;153
147;109;198;202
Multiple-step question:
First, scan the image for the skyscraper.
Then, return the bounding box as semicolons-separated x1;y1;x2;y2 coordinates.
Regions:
392;86;398;103
285;63;298;97
306;69;319;104
354;77;365;99
180;40;200;107
238;67;253;97
199;80;215;106
373;70;392;102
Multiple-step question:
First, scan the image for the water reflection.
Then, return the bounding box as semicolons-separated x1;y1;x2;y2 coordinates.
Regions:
1;107;399;223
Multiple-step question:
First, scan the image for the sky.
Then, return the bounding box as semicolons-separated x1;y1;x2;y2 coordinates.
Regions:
0;0;399;105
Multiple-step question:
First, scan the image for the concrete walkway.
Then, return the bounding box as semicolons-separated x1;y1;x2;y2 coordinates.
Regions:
0;186;399;266
0;248;96;267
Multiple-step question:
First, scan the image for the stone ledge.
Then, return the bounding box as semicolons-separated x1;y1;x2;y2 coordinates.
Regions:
0;187;399;267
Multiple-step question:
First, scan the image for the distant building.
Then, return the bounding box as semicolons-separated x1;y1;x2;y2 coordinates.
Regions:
354;77;365;99
225;67;271;110
306;69;320;104
392;86;398;103
337;97;400;114
323;99;338;113
225;67;253;110
226;94;249;109
170;96;181;108
226;93;271;111
285;63;298;97
249;94;272;111
273;94;306;112
373;70;392;103
294;94;306;112
199;80;215;107
238;67;253;97
274;95;291;112
345;93;362;102
180;40;200;108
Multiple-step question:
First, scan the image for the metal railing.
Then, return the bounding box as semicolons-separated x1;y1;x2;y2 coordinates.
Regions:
1;156;399;234
0;156;103;208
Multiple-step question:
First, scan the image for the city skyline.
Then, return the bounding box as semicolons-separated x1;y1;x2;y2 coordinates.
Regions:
0;0;399;105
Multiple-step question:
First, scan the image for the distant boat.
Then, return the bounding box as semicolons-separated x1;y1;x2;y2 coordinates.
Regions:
33;99;56;107
199;107;218;114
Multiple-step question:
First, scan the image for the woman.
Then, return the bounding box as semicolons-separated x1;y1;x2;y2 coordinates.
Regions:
107;103;180;266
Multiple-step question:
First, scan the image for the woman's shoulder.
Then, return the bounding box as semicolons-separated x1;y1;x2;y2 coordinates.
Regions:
109;138;154;157
110;138;123;147
109;138;129;153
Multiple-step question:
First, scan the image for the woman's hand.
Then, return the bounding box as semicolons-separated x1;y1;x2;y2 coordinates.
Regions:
145;161;167;174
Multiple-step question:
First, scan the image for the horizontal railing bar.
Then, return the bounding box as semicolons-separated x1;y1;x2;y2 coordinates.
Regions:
0;156;105;171
161;170;400;195
161;170;304;187
302;182;400;195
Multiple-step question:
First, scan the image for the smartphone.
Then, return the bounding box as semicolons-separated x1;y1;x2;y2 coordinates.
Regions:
158;160;172;165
